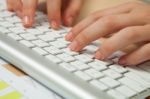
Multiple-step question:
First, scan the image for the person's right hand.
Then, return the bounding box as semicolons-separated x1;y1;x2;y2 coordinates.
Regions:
6;0;83;29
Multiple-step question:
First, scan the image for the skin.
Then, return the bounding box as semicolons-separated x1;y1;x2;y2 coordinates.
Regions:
6;0;83;29
65;1;150;66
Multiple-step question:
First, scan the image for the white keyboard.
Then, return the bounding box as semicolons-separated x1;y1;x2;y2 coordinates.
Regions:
0;1;150;99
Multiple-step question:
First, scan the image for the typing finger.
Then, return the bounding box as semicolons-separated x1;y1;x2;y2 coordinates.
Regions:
22;0;38;28
47;0;61;29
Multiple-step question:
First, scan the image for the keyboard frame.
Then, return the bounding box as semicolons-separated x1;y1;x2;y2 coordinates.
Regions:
0;33;112;99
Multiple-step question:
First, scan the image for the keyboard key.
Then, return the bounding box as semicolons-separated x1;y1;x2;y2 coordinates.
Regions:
100;77;120;88
74;71;92;81
0;21;14;27
109;64;128;74
62;48;79;56
90;80;108;91
9;27;25;34
71;61;89;70
57;53;75;62
59;63;76;72
88;61;107;71
107;90;127;99
95;59;113;66
32;40;49;47
26;28;43;35
75;54;93;63
44;46;62;55
102;69;122;79
119;77;146;93
57;38;70;45
124;72;150;89
84;69;104;79
38;34;55;42
115;86;136;98
50;41;67;49
0;27;11;34
127;66;150;82
46;54;62;63
32;47;48;55
20;34;37;41
7;34;22;41
20;40;35;48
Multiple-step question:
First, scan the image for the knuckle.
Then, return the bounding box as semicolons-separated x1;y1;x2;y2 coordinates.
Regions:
89;12;100;21
102;16;116;28
122;27;140;41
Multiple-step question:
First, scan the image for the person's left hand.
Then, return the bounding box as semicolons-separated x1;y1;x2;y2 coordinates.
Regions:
65;1;150;65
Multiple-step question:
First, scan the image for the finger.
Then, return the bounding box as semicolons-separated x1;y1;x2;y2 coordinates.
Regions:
95;25;150;60
6;0;14;11
68;13;145;52
65;2;139;41
47;0;61;29
62;0;82;26
119;43;150;65
22;0;38;28
13;0;23;18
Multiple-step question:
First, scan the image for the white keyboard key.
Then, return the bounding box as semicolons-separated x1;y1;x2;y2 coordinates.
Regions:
38;34;55;42
100;77;120;88
57;38;70;45
109;64;128;74
124;72;150;89
95;59;113;66
32;40;49;47
20;40;35;48
46;54;62;63
0;21;14;27
44;46;62;55
6;16;21;23
59;63;76;72
84;69;104;79
107;90;127;99
71;61;89;70
84;45;98;52
7;34;22;40
32;47;48;55
50;41;67;49
74;71;92;81
0;27;11;34
88;61;107;71
116;86;136;98
9;27;25;34
119;77;146;93
62;48;79;56
75;54;93;63
26;28;43;35
90;80;108;91
127;66;150;82
20;34;37;40
102;69;122;79
46;32;61;39
57;53;75;62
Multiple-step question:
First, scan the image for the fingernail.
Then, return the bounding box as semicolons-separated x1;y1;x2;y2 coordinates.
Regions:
51;20;59;29
65;32;73;41
119;59;126;65
95;51;105;60
68;40;78;51
23;16;31;28
67;16;73;26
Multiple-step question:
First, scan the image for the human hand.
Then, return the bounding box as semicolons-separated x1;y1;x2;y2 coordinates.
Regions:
66;2;150;65
6;0;83;29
